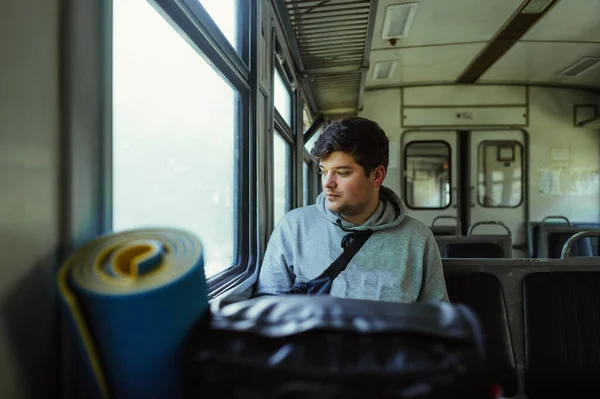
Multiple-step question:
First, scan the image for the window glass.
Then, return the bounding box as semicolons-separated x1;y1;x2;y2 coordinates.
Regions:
113;0;237;278
273;132;291;224
274;68;292;126
404;142;451;209
316;176;323;196
478;141;523;207
198;0;238;50
304;126;322;152
302;106;312;133
303;161;310;205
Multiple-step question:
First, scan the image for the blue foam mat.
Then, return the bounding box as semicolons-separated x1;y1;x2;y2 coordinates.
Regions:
58;227;208;399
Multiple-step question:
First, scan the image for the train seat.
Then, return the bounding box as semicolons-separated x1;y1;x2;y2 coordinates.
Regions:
444;242;505;258
524;271;600;399
531;222;600;258
444;272;518;396
436;235;512;258
430;216;462;236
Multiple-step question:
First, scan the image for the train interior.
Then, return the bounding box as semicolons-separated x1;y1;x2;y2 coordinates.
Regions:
1;0;600;398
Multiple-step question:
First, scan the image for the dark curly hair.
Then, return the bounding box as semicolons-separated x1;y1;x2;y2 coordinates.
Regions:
310;117;389;176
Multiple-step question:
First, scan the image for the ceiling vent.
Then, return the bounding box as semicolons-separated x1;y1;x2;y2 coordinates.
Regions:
381;3;418;39
522;0;553;13
559;57;600;77
373;61;398;80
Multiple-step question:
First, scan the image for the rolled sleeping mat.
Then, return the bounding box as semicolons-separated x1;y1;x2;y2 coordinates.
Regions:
58;227;209;399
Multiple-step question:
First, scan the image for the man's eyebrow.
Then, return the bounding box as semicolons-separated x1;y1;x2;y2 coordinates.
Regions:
320;165;354;170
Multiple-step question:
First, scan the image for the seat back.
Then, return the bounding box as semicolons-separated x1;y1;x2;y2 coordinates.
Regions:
444;272;517;397
445;242;505;258
546;231;573;258
436;235;512;258
430;216;462;236
537;226;600;258
430;225;459;236
523;271;600;399
444;258;600;399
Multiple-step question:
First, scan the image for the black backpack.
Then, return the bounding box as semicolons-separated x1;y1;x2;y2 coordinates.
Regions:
181;295;497;398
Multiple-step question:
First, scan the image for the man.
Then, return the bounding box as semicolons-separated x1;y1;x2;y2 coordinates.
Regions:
255;116;448;302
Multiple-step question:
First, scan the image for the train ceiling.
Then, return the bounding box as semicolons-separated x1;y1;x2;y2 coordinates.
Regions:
283;0;600;117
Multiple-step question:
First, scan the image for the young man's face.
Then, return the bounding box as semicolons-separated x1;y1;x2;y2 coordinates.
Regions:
319;151;384;224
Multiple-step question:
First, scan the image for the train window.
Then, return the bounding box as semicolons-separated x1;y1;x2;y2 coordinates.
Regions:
274;67;292;126
303;161;310;205
304;126;322;151
273;131;291;224
404;141;451;209
478;141;523;208
303;106;312;132
112;0;238;278
198;0;239;50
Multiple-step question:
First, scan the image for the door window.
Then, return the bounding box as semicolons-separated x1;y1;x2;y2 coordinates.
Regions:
477;141;523;208
404;141;451;209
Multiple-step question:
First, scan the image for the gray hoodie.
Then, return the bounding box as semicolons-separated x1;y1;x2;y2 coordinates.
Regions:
255;186;448;302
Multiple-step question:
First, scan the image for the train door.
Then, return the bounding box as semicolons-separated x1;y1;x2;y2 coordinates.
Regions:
469;130;527;257
401;129;527;257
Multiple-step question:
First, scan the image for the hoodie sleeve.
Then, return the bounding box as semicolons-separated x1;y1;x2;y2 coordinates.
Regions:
418;234;449;302
254;219;295;296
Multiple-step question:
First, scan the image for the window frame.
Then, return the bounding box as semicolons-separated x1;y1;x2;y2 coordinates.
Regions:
269;30;297;222
273;115;295;214
303;149;319;205
177;0;251;83
194;0;251;64
303;158;310;206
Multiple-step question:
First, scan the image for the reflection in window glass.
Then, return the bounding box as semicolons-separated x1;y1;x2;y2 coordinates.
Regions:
478;142;522;207
303;106;312;133
304;126;322;152
404;142;451;209
113;0;236;278
303;161;310;205
273;132;291;224
198;0;238;50
274;68;292;126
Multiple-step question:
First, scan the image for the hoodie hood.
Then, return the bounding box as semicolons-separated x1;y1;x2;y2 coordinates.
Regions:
317;185;406;232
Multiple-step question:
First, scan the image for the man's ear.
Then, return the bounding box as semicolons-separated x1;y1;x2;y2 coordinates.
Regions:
372;165;386;187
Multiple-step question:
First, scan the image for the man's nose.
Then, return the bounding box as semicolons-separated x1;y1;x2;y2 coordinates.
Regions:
322;173;336;188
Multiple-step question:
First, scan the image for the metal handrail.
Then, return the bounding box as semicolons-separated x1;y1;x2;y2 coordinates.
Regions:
431;215;462;229
561;230;600;259
468;221;512;238
541;215;572;227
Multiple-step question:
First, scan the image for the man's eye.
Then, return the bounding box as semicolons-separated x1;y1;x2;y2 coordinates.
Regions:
337;172;349;176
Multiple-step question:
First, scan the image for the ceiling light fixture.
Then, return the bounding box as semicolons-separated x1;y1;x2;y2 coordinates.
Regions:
381;3;418;39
